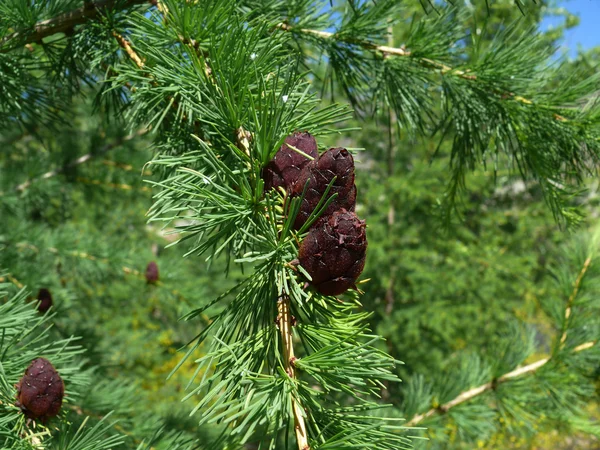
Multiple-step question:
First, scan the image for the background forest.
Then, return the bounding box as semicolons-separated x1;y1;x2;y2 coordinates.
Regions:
1;0;599;449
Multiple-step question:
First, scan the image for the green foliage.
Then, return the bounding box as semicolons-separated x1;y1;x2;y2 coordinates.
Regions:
0;0;599;449
0;286;123;450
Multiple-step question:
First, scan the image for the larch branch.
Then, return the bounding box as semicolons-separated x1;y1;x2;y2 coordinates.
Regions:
278;296;310;450
12;128;149;194
278;23;476;80
278;24;570;114
405;339;597;427
10;241;211;325
407;253;596;427
0;274;24;289
112;31;145;70
0;0;149;53
560;256;592;347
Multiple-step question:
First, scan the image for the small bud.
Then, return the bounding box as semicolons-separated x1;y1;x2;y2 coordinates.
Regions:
15;358;64;422
263;131;318;192
298;209;367;295
145;261;159;284
291;147;356;230
36;288;52;313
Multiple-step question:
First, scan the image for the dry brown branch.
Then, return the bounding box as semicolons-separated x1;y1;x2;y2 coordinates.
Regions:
278;296;310;450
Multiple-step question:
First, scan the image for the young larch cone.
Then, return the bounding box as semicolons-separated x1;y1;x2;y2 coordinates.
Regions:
36;288;52;313
145;261;159;284
15;358;64;422
290;147;356;230
298;209;367;295
263;131;318;192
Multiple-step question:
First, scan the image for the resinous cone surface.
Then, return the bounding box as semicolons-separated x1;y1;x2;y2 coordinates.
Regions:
16;358;64;422
299;209;367;295
263;131;319;191
291;147;356;229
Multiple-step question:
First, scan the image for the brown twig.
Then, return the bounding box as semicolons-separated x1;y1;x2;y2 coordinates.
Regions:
236;127;252;157
0;0;149;53
278;25;410;57
405;339;597;427
112;31;145;70
278;296;310;450
277;24;571;110
406;253;596;427
0;274;24;289
560;256;592;347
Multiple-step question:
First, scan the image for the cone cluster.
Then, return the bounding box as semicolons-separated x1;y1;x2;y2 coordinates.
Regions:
15;357;64;422
263;132;367;295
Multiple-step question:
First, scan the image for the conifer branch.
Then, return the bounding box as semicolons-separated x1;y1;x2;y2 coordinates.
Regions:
67;405;134;440
9;241;211;324
278;23;569;116
406;250;597;427
277;24;411;58
560;256;592;347
278;23;475;80
0;274;24;289
75;176;151;191
405;339;597;427
11;128;148;194
112;31;145;70
236;127;252;157
278;296;310;450
0;0;149;53
110;10;212;139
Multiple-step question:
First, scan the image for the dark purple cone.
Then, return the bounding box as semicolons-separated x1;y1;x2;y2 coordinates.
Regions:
290;147;356;230
298;209;367;296
263;131;319;192
15;358;64;422
36;288;52;313
145;261;159;284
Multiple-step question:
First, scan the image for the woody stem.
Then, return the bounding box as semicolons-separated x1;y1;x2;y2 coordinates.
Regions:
278;296;310;450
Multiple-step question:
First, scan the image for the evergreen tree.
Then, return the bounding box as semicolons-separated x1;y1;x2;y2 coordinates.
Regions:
1;1;599;449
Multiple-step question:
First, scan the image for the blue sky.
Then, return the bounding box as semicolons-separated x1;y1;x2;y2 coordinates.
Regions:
541;0;600;54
